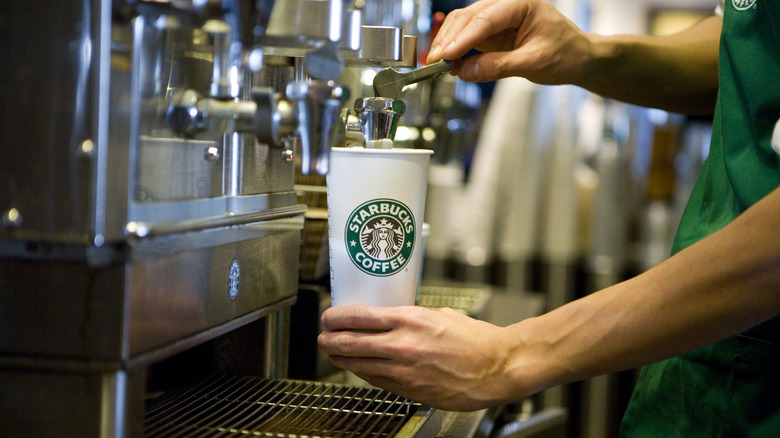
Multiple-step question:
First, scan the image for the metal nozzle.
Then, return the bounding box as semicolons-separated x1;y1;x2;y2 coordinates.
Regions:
353;97;405;147
286;81;349;175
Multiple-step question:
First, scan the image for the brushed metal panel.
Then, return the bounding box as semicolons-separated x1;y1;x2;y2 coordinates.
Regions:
136;137;222;202
0;367;147;438
128;222;302;355
0;370;121;437
237;136;297;196
0;0;96;239
0;252;128;360
0;219;302;361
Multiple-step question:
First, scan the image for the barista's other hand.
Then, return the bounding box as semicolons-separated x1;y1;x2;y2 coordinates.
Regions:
318;305;525;411
426;0;591;85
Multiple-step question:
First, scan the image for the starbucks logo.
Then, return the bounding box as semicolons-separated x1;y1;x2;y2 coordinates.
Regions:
345;198;416;277
732;0;756;10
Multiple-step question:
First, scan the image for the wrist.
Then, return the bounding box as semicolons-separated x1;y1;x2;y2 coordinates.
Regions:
499;317;569;401
574;33;621;91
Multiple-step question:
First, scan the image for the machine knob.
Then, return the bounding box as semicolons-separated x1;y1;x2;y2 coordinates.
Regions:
166;89;204;138
253;88;296;146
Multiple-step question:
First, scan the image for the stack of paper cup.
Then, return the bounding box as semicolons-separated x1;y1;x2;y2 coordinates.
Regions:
327;146;432;307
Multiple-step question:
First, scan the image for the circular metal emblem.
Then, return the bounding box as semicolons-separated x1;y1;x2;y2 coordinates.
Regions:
345;198;416;277
228;259;240;300
732;0;757;10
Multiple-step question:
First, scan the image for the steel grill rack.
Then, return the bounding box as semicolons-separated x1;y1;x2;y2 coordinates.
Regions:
144;374;421;437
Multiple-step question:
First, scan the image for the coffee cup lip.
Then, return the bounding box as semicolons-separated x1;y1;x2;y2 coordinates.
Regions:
331;146;433;155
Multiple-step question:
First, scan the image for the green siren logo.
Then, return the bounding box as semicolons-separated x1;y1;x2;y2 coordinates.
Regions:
345;198;416;276
732;0;756;10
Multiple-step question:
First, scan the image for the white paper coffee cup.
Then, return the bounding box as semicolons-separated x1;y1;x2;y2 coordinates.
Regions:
327;147;433;307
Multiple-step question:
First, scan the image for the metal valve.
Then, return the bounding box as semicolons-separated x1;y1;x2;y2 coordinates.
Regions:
167;80;349;175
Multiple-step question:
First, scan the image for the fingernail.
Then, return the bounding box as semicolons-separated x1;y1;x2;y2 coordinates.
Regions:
427;44;441;63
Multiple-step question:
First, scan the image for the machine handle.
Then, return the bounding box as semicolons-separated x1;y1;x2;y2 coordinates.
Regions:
373;59;455;98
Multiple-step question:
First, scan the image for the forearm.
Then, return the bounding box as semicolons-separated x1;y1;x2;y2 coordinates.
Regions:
506;186;780;395
430;0;720;115
318;187;780;412
576;16;721;115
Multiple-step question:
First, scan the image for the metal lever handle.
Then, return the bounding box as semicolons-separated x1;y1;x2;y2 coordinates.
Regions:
403;59;456;82
373;59;455;98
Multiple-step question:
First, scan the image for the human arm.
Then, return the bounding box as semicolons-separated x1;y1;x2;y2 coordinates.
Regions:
426;0;721;115
318;186;780;411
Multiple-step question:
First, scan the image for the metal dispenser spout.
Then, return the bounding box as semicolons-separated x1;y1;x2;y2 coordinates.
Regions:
167;81;349;175
353;97;406;148
252;81;350;175
162;0;424;176
286;81;350;174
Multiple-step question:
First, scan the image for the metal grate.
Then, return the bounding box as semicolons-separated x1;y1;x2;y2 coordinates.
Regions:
417;282;491;317
145;374;420;437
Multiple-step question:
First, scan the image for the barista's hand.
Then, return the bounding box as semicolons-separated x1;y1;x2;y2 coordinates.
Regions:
426;0;591;85
318;305;531;411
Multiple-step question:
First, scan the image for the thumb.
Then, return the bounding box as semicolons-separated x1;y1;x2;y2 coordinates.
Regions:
457;52;513;82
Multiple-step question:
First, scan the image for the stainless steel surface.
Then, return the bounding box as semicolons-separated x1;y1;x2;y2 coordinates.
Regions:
299;206;329;282
264;308;292;379
355;25;404;64
0;0;100;242
204;18;240;99
305;42;346;81
435;410;494;438
137;136;222;200
339;26;418;68
128;221;303;357
127;198;304;237
144;374;433;437
263;25;418;69
373;60;455;99
0;368;139;438
0;220;302;361
129;295;298;370
340;8;364;52
265;0;344;49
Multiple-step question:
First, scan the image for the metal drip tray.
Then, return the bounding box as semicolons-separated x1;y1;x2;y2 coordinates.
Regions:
417;282;491;317
145;374;432;437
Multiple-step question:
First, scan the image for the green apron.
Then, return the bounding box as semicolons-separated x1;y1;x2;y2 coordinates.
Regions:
620;0;780;436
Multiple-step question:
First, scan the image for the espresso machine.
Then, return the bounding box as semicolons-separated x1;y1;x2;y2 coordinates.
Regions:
0;1;444;436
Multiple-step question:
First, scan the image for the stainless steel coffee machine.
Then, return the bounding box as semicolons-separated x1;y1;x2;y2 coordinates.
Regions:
0;1;424;436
